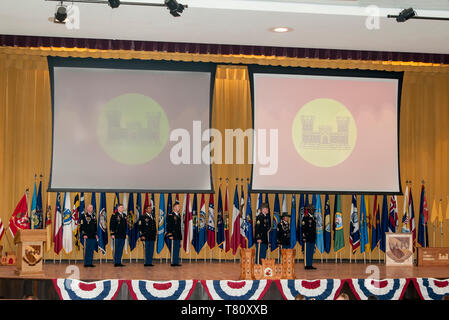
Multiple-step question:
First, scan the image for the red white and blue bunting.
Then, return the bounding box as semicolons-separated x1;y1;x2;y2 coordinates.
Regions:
126;280;198;300
275;279;344;300
347;278;410;300
53;279;123;300
201;280;271;300
412;278;449;300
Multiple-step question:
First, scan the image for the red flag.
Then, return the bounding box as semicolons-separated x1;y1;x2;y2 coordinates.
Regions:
182;193;193;253
207;193;215;249
144;193;149;209
8;193;30;238
53;193;63;255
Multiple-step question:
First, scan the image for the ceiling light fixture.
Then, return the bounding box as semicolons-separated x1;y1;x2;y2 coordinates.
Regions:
270;27;293;33
108;0;120;9
164;0;186;17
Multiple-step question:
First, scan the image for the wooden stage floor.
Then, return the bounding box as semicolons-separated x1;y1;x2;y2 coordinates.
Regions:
2;260;449;280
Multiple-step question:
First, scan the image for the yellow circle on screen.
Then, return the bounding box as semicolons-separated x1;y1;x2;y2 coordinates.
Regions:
291;98;357;167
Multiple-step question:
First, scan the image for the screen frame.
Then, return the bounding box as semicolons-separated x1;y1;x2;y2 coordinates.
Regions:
47;56;216;194
247;64;403;196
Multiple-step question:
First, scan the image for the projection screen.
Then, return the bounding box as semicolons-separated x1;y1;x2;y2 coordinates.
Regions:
49;58;215;192
250;67;402;194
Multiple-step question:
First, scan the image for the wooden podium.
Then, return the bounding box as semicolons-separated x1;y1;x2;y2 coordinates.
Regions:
14;229;47;276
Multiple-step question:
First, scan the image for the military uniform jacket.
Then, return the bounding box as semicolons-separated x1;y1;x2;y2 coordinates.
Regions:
139;212;156;241
165;211;182;241
302;214;316;243
109;211;128;239
255;213;270;244
277;220;290;246
80;212;97;239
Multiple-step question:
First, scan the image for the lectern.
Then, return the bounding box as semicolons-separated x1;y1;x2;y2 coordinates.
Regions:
14;229;47;276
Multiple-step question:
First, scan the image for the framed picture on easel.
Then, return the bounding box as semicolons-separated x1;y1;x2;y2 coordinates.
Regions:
385;233;414;266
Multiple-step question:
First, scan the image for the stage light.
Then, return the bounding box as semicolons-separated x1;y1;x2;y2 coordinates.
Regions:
396;8;416;22
108;0;120;9
54;2;67;23
164;0;186;17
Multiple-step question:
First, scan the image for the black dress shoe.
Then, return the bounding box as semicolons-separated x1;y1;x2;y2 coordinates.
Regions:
114;263;125;267
84;264;96;268
170;264;182;267
305;266;317;270
144;264;154;267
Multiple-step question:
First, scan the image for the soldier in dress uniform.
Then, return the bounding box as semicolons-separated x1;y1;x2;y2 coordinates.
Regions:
302;205;317;270
139;202;156;267
110;204;127;267
80;204;98;267
165;199;182;267
277;213;290;249
255;202;271;264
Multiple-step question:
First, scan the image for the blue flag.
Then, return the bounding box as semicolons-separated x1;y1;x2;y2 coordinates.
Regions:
269;194;280;251
127;193;139;251
197;194;207;253
165;193;172;248
217;187;225;249
264;193;271;229
371;196;380;252
418;185;429;248
380;195;389;252
315;194;324;254
290;195;297;249
157;193;166;254
30;182;37;229
36;181;43;229
324;194;331;254
360;195;369;254
98;192;108;254
297;194;305;250
192;194;199;253
245;184;253;248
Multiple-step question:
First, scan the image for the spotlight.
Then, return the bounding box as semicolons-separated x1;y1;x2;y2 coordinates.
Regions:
396;8;416;22
164;0;186;17
54;2;67;23
108;0;120;9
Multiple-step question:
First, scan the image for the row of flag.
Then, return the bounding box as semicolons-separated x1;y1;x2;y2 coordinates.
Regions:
2;182;449;258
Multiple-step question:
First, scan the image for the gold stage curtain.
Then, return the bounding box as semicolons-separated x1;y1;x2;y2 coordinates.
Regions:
0;48;449;262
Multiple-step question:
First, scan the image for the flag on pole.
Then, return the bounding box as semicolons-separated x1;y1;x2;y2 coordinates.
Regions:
245;184;253;248
165;193;172;248
62;192;73;254
45;192;53;252
53;192;63;255
269;193;280;252
78;193;85;247
409;191;416;250
127;193;138;252
73;193;81;251
380;195;389;252
349;195;360;254
324;194;331;254
256;193;262;218
157;193;166;254
315;194;324;254
9;193;30;238
388;196;398;232
182;193;193;254
418;184;429;248
365;195;371;252
371;195;380;251
360;195;369;254
197;193;207;253
290;194;296;249
230;185;240;255
298;194;305;250
0;217;4;242
438;199;444;224
239;185;247;249
113;192;119;214
217;188;225;250
192;193;200;253
333;194;345;253
207;193;216;249
30;182;37;229
98;192;108;254
36;181;43;229
224;187;230;253
402;186;410;233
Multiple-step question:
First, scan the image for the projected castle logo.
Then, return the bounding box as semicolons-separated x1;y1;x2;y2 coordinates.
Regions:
97;93;170;165
292;98;357;168
300;115;351;150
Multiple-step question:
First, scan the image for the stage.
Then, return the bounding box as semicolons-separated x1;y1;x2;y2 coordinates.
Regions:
1;260;449;300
